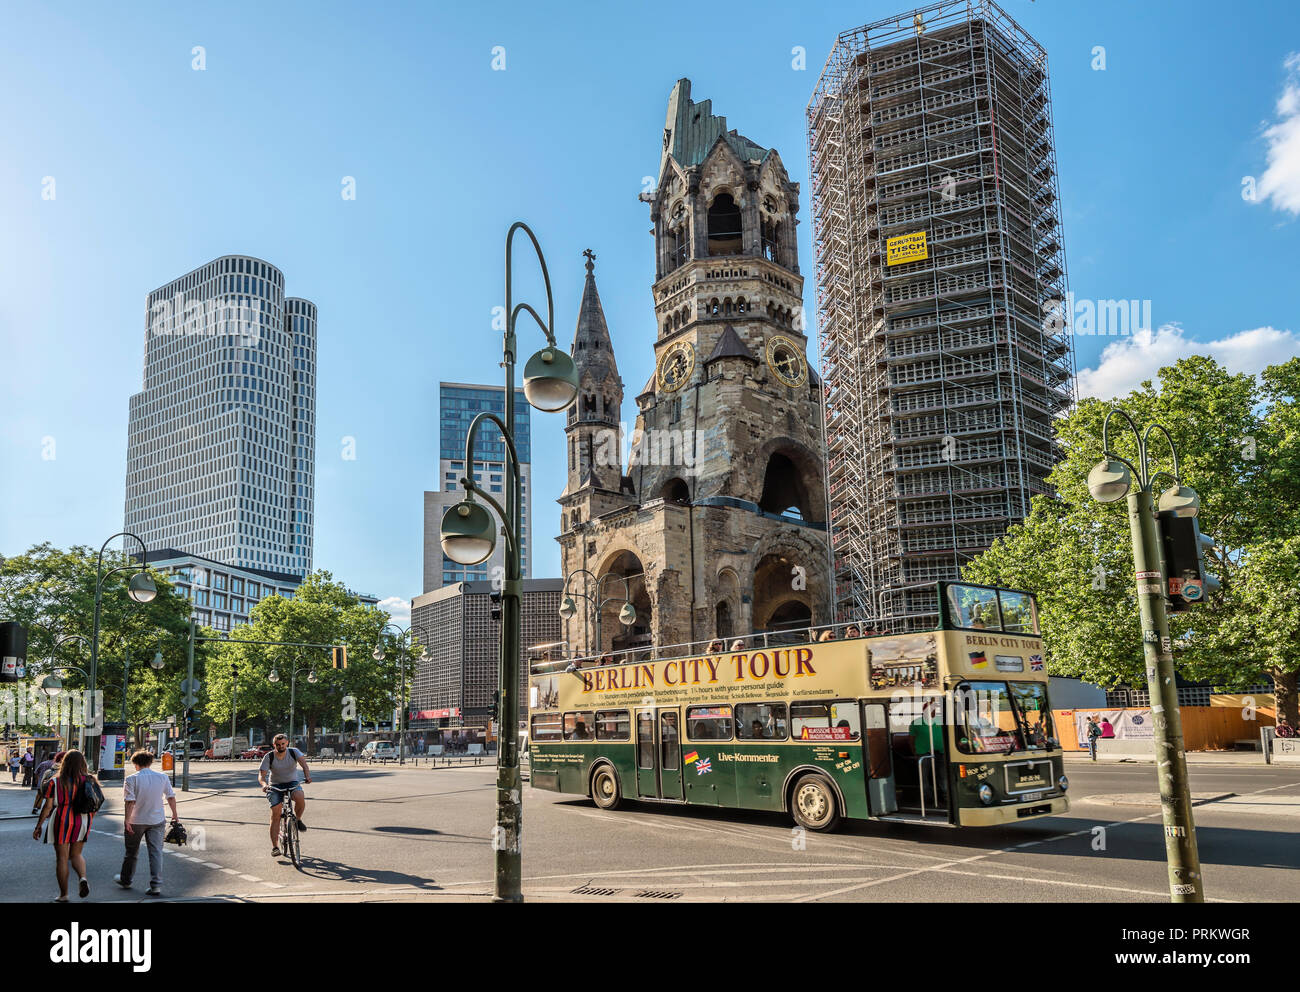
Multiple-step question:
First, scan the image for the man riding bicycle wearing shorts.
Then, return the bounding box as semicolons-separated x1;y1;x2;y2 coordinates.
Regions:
258;734;312;857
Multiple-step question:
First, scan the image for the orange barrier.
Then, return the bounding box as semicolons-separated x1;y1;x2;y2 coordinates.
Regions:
1053;707;1274;752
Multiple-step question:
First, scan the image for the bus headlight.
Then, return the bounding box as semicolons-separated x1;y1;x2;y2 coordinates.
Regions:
978;783;994;805
1058;775;1069;792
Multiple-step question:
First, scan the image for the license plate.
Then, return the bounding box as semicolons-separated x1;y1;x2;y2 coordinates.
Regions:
1019;791;1044;802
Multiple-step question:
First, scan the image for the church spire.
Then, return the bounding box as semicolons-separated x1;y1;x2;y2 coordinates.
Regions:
565;250;624;495
571;248;617;377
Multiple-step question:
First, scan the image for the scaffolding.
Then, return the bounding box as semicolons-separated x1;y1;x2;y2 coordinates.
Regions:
808;0;1075;633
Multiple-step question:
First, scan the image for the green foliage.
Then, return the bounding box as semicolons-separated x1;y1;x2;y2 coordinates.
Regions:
202;572;414;745
0;543;193;726
964;355;1299;707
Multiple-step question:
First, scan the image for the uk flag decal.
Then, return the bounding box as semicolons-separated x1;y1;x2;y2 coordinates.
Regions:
696;758;712;775
1029;654;1044;671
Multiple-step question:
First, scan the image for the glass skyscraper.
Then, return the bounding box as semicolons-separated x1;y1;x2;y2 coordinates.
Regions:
423;382;532;591
124;255;317;578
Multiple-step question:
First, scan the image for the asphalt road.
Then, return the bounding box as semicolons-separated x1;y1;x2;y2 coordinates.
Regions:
2;759;1296;902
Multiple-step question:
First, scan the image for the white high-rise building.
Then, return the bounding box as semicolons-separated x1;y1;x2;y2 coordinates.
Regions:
125;255;317;577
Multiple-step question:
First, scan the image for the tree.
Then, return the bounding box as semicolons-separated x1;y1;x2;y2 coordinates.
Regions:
0;543;193;735
202;572;413;752
964;355;1299;720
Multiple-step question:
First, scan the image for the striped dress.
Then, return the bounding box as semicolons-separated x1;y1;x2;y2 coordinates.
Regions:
44;774;93;844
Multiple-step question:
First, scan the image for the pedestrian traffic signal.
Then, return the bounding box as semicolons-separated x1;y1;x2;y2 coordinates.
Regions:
332;646;348;669
1159;510;1221;612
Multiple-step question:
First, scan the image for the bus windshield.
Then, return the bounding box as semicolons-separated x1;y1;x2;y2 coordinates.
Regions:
955;681;1020;754
1009;681;1056;750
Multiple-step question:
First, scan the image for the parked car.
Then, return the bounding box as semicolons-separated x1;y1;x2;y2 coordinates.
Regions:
240;744;273;760
169;740;206;760
362;740;397;761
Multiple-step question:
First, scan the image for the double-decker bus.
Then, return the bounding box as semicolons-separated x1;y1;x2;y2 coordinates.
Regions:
527;581;1067;831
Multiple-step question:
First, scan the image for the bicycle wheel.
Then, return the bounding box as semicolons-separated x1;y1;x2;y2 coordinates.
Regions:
286;816;300;867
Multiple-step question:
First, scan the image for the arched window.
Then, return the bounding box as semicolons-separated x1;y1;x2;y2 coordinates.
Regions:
737;297;747;314
758;452;812;519
661;478;690;504
707;193;743;256
709;297;720;316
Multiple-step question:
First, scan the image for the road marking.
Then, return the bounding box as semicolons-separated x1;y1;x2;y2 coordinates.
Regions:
240;874;262;882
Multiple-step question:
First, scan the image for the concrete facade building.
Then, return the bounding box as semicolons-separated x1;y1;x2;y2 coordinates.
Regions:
125;255;317;578
408;579;562;737
808;1;1074;632
557;79;830;658
138;548;378;633
421;383;532;592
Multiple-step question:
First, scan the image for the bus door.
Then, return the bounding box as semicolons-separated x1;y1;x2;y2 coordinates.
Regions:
634;707;684;801
861;702;899;816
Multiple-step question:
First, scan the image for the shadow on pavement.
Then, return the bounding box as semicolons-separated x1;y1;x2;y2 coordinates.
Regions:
294;857;443;890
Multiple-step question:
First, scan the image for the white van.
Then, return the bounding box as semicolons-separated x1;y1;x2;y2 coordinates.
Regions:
209;735;249;759
362;740;397;761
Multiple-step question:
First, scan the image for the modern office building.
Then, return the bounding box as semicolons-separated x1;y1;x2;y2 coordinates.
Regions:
138;549;378;633
421;383;532;591
125;255;317;578
808;0;1074;632
408;579;562;743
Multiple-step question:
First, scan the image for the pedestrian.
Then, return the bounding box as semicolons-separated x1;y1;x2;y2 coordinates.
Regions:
1085;715;1102;761
115;750;180;896
7;749;19;782
31;750;64;815
32;748;98;902
1275;716;1296;738
20;747;35;786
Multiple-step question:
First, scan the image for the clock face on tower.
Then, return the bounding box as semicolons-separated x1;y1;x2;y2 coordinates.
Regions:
656;340;695;393
766;334;808;388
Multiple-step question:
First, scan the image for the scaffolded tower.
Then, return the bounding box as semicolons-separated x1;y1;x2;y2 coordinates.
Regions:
808;0;1074;632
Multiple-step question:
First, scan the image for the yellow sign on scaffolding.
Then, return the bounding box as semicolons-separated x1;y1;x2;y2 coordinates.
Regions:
886;230;928;266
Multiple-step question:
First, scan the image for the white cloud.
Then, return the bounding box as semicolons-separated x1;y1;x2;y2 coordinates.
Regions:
376;596;411;625
1257;52;1300;215
1075;323;1300;399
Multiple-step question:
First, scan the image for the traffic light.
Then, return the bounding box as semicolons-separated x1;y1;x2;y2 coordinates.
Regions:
489;689;500;721
1159;510;1221;612
0;622;26;683
489;591;502;623
332;646;348;669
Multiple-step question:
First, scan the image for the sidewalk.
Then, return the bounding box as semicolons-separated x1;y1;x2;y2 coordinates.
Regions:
0;779;39;819
1064;750;1270;767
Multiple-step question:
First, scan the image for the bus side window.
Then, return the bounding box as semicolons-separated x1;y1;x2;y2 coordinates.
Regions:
564;711;595;741
686;705;733;741
531;713;562;743
736;703;787;740
595;710;630;741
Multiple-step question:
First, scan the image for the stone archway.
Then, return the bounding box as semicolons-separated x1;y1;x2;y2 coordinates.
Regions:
747;437;827;524
747;529;829;636
597;548;652;656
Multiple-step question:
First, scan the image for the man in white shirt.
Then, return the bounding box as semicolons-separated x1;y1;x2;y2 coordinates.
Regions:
115;750;181;896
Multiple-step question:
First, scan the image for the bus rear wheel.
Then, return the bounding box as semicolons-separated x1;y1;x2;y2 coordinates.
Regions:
790;773;840;832
591;765;622;811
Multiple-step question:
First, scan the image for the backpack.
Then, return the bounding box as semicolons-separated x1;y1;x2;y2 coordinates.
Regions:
72;776;105;815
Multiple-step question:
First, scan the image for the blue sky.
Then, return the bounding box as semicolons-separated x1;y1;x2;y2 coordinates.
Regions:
3;0;1298;619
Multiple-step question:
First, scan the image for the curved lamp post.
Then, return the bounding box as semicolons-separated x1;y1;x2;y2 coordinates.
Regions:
114;633;165;726
439;222;578;903
88;532;156;771
268;662;319;746
372;622;432;765
558;569;637;661
29;626;90;749
1087;406;1204;903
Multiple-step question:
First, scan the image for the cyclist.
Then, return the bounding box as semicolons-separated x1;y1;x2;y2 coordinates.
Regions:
258;734;312;857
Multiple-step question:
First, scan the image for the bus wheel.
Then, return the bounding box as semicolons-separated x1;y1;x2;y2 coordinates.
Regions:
591;765;622;811
791;774;840;832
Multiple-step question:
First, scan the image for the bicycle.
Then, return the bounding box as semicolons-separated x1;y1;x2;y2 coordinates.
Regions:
270;785;303;868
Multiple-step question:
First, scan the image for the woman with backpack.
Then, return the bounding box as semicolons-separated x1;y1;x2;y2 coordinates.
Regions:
32;748;101;902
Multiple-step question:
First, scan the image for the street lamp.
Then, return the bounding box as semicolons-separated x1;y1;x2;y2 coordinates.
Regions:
88;531;155;772
30;627;90;750
373;622;432;765
439;222;578;903
1088;406;1204;903
558;569;637;661
117;636;165;726
268;663;318;745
